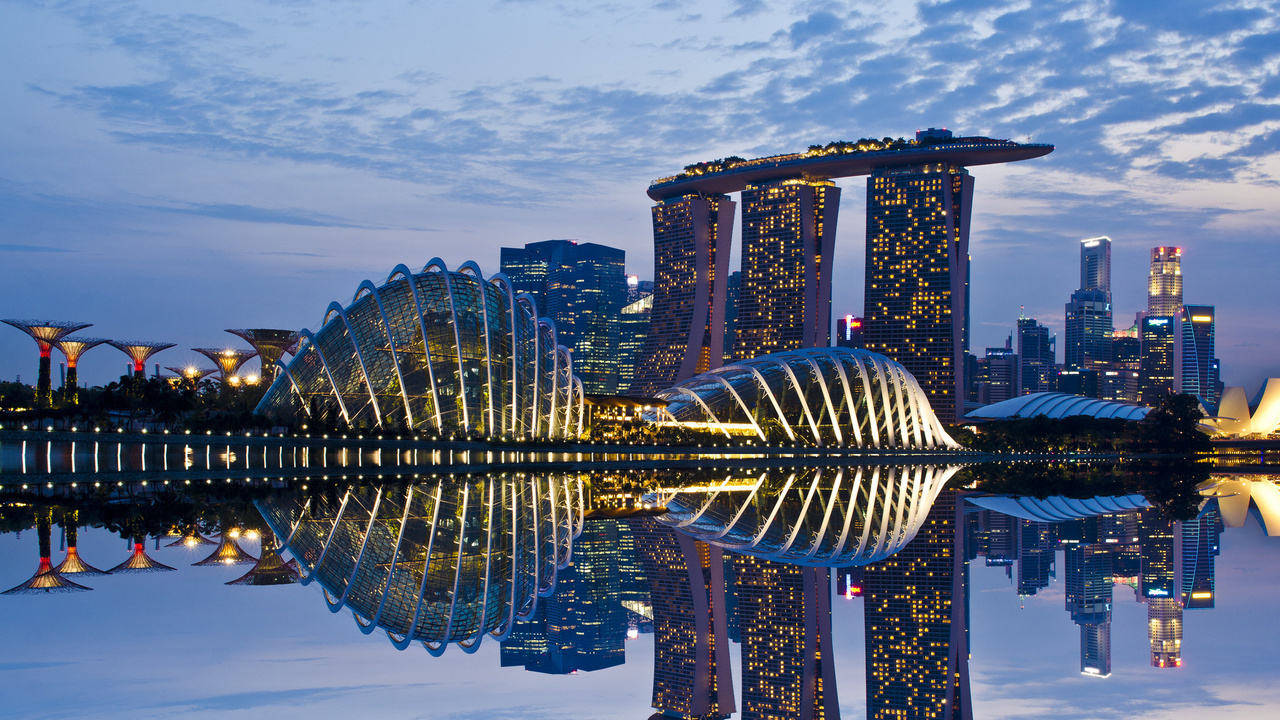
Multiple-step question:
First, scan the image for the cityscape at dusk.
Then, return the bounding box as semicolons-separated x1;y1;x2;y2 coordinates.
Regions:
2;2;1278;719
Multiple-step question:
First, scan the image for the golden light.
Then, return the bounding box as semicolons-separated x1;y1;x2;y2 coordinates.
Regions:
245;530;259;539
228;529;241;538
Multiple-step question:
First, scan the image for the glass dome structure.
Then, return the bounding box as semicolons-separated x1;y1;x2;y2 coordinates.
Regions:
256;260;584;438
257;473;584;655
649;464;961;566
649;347;957;449
964;392;1150;422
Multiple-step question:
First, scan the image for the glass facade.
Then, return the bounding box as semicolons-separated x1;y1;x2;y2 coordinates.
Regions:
1148;247;1184;317
256;260;584;439
650;347;958;449
258;474;585;655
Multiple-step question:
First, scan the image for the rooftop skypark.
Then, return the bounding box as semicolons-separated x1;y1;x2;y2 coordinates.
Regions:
647;130;1053;201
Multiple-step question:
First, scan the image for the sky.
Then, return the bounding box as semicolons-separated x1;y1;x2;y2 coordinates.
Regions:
1;0;1278;389
1;514;1278;718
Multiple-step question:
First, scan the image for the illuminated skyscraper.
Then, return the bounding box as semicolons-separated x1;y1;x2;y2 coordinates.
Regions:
1174;305;1219;406
631;195;735;395
629;518;734;720
1080;237;1111;294
1177;510;1220;610
1064;543;1113;677
736;179;839;359
864;164;972;423
1140;316;1175;404
617;294;653;397
723;271;741;362
863;490;971;720
1016;317;1055;395
835;315;863;349
500;519;626;674
1064;289;1112;372
1148;598;1183;668
1148;247;1183;316
733;554;838;720
1016;520;1055;597
501;240;627;394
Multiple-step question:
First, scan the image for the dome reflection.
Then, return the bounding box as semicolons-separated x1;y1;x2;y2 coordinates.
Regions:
258;473;585;655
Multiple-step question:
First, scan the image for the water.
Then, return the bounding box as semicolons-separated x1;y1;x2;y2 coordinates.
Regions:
0;443;1276;720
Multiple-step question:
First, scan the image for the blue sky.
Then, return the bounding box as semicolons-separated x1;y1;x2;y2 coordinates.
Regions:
1;0;1278;389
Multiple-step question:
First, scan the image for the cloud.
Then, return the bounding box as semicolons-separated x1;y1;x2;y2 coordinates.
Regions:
153;202;376;228
0;243;72;253
726;0;767;20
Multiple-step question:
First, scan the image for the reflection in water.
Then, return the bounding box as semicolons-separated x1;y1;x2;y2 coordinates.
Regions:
258;473;585;655
2;467;1276;719
654;465;960;567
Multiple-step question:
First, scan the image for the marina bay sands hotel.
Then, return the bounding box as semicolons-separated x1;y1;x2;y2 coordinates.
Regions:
630;128;1054;423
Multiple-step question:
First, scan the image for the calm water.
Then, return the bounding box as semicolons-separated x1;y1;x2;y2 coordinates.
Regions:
0;445;1276;720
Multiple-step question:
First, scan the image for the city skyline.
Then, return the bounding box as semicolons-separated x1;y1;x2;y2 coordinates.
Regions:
2;2;1278;391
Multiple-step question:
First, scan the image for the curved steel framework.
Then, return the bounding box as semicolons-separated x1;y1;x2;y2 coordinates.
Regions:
2;319;92;405
257;473;585;654
649;464;961;567
966;494;1150;523
649;347;957;449
225;328;300;381
193;348;259;383
255;260;585;438
109;340;176;376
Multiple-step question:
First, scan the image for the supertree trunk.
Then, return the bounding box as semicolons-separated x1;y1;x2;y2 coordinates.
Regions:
38;353;52;407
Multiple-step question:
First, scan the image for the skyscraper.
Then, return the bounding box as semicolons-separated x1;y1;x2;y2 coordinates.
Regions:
500;239;627;394
733;554;839;720
629;517;735;720
1080;237;1111;294
1016;317;1055;395
1148;247;1183;316
863;490;972;720
976;338;1017;405
835;315;864;349
1174;305;1219;406
500;520;627;673
1064;289;1112;371
631;195;735;395
736;179;839;359
723;271;741;362
864;163;972;423
617;294;653;394
1140;316;1175;404
1064;542;1113;677
1177;510;1220;610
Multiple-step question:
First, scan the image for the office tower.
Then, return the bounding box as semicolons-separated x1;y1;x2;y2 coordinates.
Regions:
1102;328;1142;403
864;164;973;423
976;339;1017;404
1016;317;1055;395
632;195;735;395
1148;598;1183;668
863;490;972;720
733;554;839;720
500;240;627;394
628;518;735;720
500;520;627;673
1174;305;1219;406
1139;509;1176;600
1148;247;1184;316
626;274;654;304
737;179;839;359
1064;289;1112;371
1177;510;1220;609
835;315;864;349
1065;543;1113;677
617;294;654;394
1016;520;1055;596
723;271;741;362
1080;237;1111;293
1140;316;1175;404
836;565;864;597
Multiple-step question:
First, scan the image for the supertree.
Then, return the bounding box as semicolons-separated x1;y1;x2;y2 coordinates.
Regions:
53;510;109;576
164;365;216;391
2;508;92;594
193;525;258;567
224;329;300;382
54;337;109;404
1;320;92;406
164;523;216;548
109;535;176;573
108;340;176;380
225;531;298;585
192;347;258;395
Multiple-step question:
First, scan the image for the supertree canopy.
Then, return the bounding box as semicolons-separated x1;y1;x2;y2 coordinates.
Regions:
108;340;176;379
193;348;259;384
2;319;92;406
54;337;109;403
225;329;300;382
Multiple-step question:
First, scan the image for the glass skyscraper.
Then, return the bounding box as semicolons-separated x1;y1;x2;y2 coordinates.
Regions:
1148;247;1184;317
1016;316;1055;395
1080;237;1111;294
500;239;627;394
864;164;973;423
1175;305;1219;405
1140;316;1175;404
